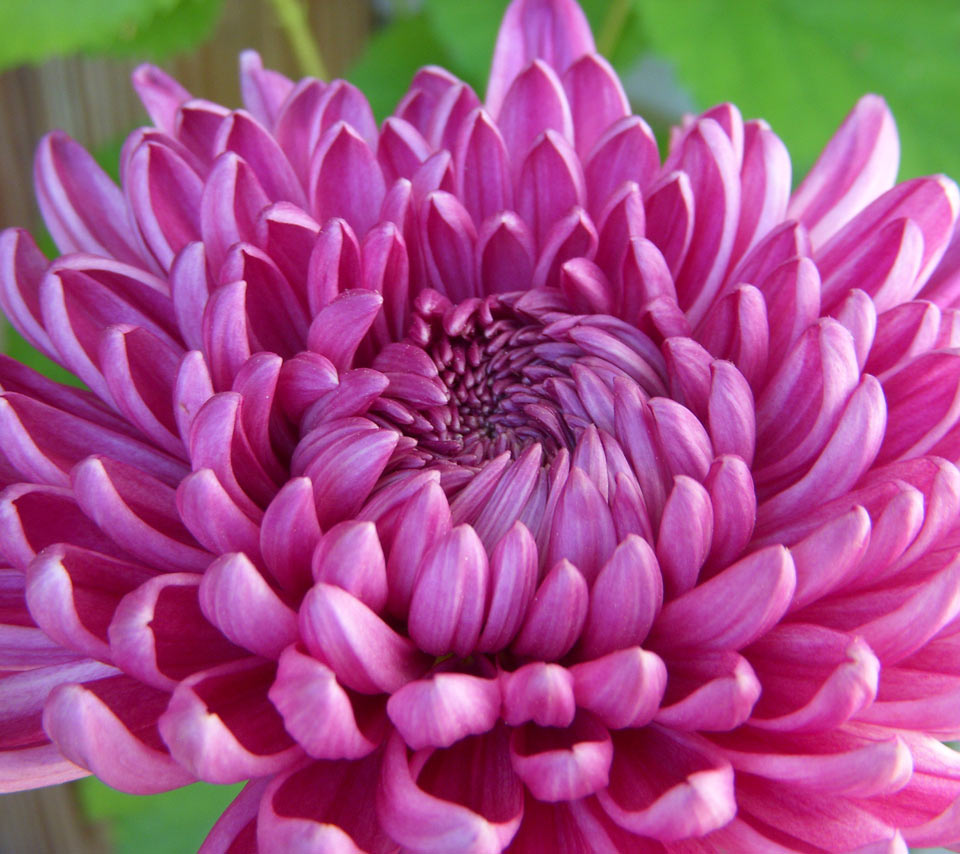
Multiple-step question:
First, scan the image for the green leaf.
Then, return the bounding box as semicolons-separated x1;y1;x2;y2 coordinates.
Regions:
0;0;223;70
78;778;243;854
348;12;453;121
635;0;960;180
105;0;225;61
423;0;509;94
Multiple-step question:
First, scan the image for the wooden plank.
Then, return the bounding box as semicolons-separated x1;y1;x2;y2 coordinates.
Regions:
0;783;109;854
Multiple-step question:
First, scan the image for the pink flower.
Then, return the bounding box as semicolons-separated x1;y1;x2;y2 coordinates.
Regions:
3;0;960;849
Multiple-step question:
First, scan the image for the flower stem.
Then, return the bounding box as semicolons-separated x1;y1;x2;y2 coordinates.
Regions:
597;0;631;59
265;0;329;79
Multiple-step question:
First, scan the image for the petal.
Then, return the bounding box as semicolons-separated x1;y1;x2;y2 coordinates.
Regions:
501;662;575;728
159;658;301;784
408;525;489;657
310;122;386;238
571;647;667;730
198;552;298;658
495;60;573;162
579;535;662;659
388;670;501;749
512;559;588;661
650;545;796;652
377;728;524;854
788;94;899;249
43;675;193;794
563;54;633;159
476;521;538;653
509;713;612;802
486;0;594;116
312;520;388;614
268;644;382;760
598;727;736;842
299;582;428;694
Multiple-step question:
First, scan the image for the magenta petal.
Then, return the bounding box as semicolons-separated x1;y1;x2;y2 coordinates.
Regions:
517;129;585;248
571;648;667;729
421;191;479;302
789;94;899;249
673;118;741;327
650;545;796;652
703;455;757;571
509;713;612;802
311;520;388;613
256;756;391;854
0;228;56;359
377;728;523;854
408;524;489;657
580;534;662;659
132;64;191;135
385;478;452;617
817;175;960;297
125;138;203;271
198;552;297;658
388;671;501;749
268;644;381;760
159;658;301;784
599;727;735;842
259;477;320;595
177;468;262;560
496;60;573;162
299;582;428;694
655;651;761;732
307;289;383;372
72;455;208;574
34;132;148;268
501;662;576;728
199;778;267;854
455;109;513;225
476;521;538;653
512;559;588;661
563;54;632;158
656;475;713;598
645;170;694;277
585;116;659;217
108;573;243;691
729;119;791;268
310;122;386;238
200;152;270;276
238;50;293;129
747;625;880;732
42;676;194;794
486;0;594;116
26;544;156;662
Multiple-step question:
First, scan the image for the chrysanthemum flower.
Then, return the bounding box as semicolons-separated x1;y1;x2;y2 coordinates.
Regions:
3;0;960;850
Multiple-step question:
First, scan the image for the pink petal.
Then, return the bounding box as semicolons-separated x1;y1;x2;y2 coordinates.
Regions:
486;0;594;116
268;644;382;760
512;559;588;661
501;662;576;728
238;50;293;129
159;658;301;784
388;670;501;749
598;727;735;842
650;545;796;652
517;129;585;248
310;122;386;238
584;116;659;217
312;520;388;613
198;552;297;658
789;94;899;249
562;54;632;158
299;582;428;694
408;525;489;657
477;521;538;653
43;676;194;794
377;728;523;854
571;647;667;730
132;64;191;135
509;713;612;802
495;60;573;162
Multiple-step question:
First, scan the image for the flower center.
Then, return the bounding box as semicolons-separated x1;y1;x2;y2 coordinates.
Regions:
375;290;579;467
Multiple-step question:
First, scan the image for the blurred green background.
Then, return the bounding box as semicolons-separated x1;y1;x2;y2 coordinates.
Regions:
0;0;958;850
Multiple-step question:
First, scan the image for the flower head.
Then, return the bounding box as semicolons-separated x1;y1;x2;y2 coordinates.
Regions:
3;0;960;850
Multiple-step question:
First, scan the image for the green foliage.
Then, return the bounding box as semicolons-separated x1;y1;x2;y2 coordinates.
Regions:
635;0;960;180
0;0;224;70
78;779;243;854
